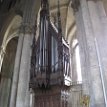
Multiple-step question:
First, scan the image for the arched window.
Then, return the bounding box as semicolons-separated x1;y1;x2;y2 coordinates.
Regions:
72;39;82;83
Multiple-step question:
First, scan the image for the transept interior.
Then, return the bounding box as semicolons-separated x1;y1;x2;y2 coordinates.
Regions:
0;0;107;107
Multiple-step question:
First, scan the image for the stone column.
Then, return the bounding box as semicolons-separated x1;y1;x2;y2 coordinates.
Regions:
25;89;30;107
9;34;24;107
72;0;90;95
96;0;107;96
75;9;89;93
15;0;36;106
73;0;105;106
15;27;33;107
87;0;107;106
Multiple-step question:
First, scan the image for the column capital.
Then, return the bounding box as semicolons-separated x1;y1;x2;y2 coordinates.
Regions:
20;23;36;34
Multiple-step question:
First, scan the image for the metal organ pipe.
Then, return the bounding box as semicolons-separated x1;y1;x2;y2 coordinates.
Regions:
30;0;71;90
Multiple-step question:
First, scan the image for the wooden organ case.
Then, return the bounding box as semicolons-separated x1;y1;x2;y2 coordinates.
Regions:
30;0;72;107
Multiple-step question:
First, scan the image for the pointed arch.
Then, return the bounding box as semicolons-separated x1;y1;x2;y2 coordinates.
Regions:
0;14;22;72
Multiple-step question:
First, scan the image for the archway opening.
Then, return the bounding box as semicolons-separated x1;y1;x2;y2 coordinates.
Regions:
0;37;18;107
0;14;22;72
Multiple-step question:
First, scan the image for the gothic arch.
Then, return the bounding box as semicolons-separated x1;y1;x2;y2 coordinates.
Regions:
0;37;18;107
0;14;22;72
0;12;22;107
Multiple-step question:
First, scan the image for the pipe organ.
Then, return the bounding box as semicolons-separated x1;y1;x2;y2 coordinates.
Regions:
30;0;72;107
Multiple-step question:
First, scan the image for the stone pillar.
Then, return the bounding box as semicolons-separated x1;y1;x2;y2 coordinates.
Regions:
73;0;105;106
72;0;90;95
9;34;24;107
87;0;107;106
25;89;30;107
96;0;107;96
75;9;89;94
15;0;37;106
82;0;105;106
15;28;33;107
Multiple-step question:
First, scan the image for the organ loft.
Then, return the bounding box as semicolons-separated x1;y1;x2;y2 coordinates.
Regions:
30;0;71;107
0;0;107;107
